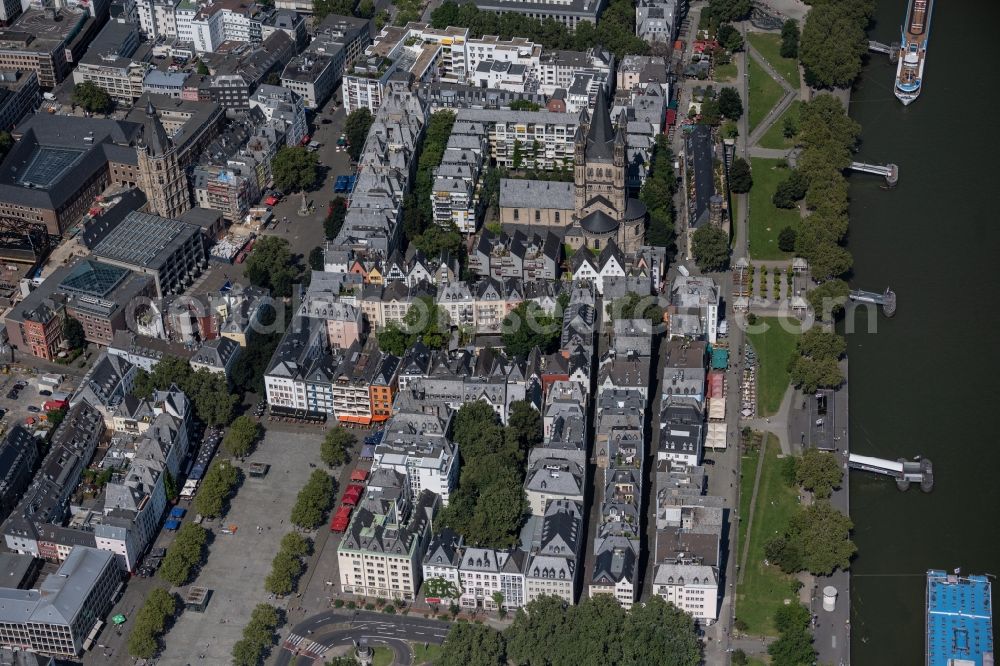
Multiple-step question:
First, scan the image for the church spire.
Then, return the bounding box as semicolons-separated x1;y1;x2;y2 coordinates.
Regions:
585;86;615;161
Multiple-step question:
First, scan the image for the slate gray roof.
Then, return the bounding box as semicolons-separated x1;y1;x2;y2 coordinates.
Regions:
191;337;241;370
0;547;117;627
499;179;574;210
92;211;202;270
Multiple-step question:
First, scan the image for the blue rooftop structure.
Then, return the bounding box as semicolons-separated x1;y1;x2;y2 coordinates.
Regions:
926;570;994;666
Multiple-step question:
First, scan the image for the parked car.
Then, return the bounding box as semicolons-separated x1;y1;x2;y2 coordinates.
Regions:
26;406;39;413
38;389;51;396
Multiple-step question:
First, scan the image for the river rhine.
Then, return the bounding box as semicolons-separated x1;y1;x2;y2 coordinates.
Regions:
847;0;1000;663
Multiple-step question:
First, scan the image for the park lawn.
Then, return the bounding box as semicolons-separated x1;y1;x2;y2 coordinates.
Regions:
757;101;800;150
748;157;801;260
412;643;444;664
715;62;737;81
738;446;761;534
746;317;800;416
748;32;801;89
372;646;394;666
747;56;784;133
735;435;800;636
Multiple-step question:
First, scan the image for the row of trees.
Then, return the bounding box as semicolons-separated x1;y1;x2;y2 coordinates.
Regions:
193;458;241;518
404;111;465;263
437;401;540;548
698;87;744;127
430;0;648;58
233;604;282;666
131;356;237;426
290;468;336;529
265;532;311;596
127;588;177;658
223;416;261;458
787;326;846;393
639;134;678;251
792;94;861;280
799;0;874;88
439;595;702;666
159;522;208;586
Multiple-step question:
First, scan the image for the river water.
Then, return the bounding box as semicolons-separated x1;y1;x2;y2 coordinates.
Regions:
847;0;1000;663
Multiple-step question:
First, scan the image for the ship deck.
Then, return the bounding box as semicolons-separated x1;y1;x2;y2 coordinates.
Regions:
926;570;995;666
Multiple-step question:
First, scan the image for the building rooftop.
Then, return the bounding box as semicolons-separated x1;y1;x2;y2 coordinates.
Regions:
92;211;201;270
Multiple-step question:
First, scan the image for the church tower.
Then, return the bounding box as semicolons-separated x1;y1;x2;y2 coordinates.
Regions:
137;101;190;219
573;107;590;215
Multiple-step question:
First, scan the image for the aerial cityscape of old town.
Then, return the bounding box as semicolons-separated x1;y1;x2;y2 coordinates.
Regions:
0;0;989;664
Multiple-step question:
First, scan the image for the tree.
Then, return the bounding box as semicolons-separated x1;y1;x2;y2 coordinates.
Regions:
356;0;374;16
344;108;374;162
608;291;663;323
506;400;542;452
197;61;210;75
402;295;450;350
786;501;857;575
780;19;800;58
231;331;281;396
244;236;299;297
622;596;701;665
308;246;325;272
193;459;240;518
807;279;850;320
769;624;817;666
491;591;506;614
797;327;847;360
377;323;409;356
782;113;799;139
72;81;113;114
159;523;207;586
692;226;730;271
788;355;844;393
439;622;506;666
163;470;177;502
62;316;86;349
509;99;541;111
801;240;852;280
272;146;318;193
717;23;744;52
729;157;752;193
795;448;843;499
266;549;303;595
501;301;560;358
423;576;460;600
410;225;463;267
324;197;348;240
127;587;176;658
774;226;796;252
719;86;743;120
223;416;260;458
232;638;263;666
772;170;808;208
774;602;811;635
321;426;354;467
290;469;335;529
707;0;750;22
799;2;870;88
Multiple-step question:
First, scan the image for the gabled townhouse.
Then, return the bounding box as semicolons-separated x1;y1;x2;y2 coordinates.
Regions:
70;352;138;427
458;547;527;611
524;452;585;516
523;499;584;605
372;404;459;505
337;469;440;601
421;528;464;601
661;339;708;403
658;397;704;466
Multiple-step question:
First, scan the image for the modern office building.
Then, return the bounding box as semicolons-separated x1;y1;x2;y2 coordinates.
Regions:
0;546;121;657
